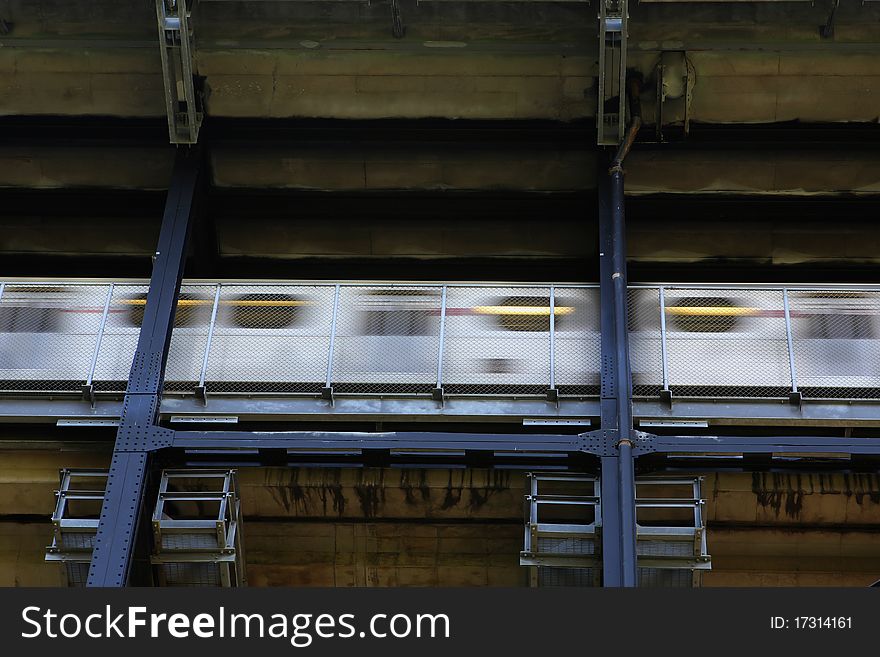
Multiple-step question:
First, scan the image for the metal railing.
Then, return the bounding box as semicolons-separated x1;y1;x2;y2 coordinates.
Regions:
2;280;880;403
629;284;880;401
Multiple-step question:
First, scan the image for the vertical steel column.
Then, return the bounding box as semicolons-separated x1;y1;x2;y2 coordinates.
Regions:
599;168;638;587
87;147;203;587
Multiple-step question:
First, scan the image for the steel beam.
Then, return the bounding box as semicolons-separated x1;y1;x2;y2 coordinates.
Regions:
598;168;638;587
649;434;880;456
171;429;585;453
87;147;203;587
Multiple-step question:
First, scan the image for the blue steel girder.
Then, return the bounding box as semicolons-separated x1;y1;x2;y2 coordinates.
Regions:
87;147;203;588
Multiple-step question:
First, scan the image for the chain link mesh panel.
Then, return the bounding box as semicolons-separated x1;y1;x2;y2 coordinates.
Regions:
554;286;600;396
9;281;880;404
628;287;664;397
157;563;221;587
164;284;217;392
331;286;440;394
536;567;596;587
789;290;880;399
637;567;694;588
536;536;597;556
93;284;148;392
204;285;336;394
442;286;551;396
663;288;790;398
0;283;110;393
65;562;91;588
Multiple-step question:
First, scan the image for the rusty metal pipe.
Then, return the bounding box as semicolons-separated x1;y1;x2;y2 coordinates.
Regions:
610;76;643;173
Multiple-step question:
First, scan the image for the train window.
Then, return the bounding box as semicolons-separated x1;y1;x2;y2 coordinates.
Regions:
807;315;875;339
363;310;433;336
125;293;211;328
0;306;61;333
361;290;437;336
479;296;571;332
665;297;740;333
230;294;303;329
802;293;877;339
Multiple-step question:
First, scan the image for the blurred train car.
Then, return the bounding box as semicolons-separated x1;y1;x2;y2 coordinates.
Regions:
0;280;878;400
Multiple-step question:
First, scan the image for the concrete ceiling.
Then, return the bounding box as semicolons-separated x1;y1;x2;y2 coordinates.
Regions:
1;1;878;124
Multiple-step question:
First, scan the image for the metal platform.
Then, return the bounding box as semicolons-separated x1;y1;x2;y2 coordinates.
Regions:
45;469;108;587
522;473;710;587
151;469;246;587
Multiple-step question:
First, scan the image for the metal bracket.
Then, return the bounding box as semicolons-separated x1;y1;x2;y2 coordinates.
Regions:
155;0;202;144
653;51;689;143
431;386;445;403
659;388;673;407
321;386;334;404
577;429;655;457
80;383;96;408
115;424;175;453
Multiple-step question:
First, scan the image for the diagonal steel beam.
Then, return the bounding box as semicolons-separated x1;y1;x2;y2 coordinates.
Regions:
87;147;203;587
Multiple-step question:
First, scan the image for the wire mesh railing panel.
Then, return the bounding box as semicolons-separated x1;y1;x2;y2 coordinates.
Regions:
554;286;600;396
65;562;91;588
442;286;551;396
0;283;110;393
164;285;217;392
331;285;441;394
7;280;880;404
663;288;790;398
637;540;694;558
789;290;880;399
158;562;221;587
536;567;596;587
628;287;664;397
92;284;149;391
203;285;336;394
536;536;597;556
637;567;693;588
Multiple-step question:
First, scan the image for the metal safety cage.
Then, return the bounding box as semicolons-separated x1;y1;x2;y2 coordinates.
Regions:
45;469;109;587
635;477;711;588
597;0;628;146
156;0;202;144
150;469;246;587
520;473;602;587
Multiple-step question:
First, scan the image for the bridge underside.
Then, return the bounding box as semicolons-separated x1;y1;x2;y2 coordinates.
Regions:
1;1;879;588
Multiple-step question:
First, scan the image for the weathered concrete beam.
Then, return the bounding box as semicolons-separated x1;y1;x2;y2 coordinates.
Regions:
0;146;173;189
210;143;594;190
626;150;880;196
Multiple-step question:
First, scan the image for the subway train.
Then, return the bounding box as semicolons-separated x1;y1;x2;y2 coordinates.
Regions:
0;280;878;400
